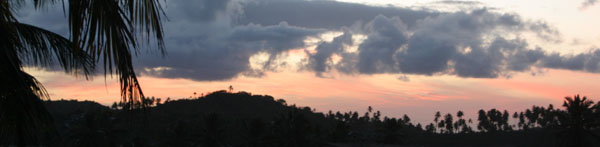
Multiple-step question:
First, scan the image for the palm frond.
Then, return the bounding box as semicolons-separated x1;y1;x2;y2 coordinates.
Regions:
121;0;166;52
14;22;94;77
67;0;166;109
1;20;56;145
0;1;17;22
0;69;56;146
6;0;63;14
1;1;91;145
0;1;23;73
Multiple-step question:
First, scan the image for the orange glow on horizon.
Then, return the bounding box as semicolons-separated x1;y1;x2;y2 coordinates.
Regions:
24;67;600;124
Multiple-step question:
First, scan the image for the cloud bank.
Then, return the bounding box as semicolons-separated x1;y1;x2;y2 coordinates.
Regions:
326;9;565;78
17;0;600;81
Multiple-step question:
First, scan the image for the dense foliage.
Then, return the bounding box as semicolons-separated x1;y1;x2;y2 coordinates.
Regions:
39;91;600;146
1;1;165;145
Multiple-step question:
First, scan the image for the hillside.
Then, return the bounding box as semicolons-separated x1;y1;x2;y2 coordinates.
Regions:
42;91;600;146
44;91;336;146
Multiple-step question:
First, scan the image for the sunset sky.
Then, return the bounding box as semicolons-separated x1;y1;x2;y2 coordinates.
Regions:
18;0;600;124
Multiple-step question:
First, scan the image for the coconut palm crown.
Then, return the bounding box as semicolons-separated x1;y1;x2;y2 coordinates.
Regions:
1;0;165;145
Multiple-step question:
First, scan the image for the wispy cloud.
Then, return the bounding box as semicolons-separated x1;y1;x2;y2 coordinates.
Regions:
581;0;598;9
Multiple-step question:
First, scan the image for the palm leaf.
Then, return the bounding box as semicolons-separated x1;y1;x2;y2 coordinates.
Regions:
1;1;16;22
2;0;167;145
14;22;94;77
1;1;92;145
121;0;165;51
0;4;54;146
0;69;56;146
67;0;165;109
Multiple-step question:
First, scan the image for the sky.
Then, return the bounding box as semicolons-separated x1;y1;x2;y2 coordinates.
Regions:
17;0;600;125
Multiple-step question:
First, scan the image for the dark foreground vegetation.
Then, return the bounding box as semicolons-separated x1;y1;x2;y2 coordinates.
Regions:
3;1;597;146
32;91;600;146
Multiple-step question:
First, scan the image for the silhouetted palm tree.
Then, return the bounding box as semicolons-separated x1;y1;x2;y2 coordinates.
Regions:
477;109;491;132
502;110;512;131
455;111;471;133
425;123;436;134
444;113;454;134
1;0;165;146
434;111;441;133
557;95;600;147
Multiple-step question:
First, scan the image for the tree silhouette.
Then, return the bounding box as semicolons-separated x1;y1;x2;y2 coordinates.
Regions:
1;2;91;145
444;113;454;134
33;91;600;146
477;109;490;132
382;117;402;144
540;104;561;129
0;0;165;145
156;98;162;106
476;109;512;132
557;95;600;147
425;123;436;134
434;111;441;133
502;110;512;131
487;109;502;131
455;111;471;133
402;114;411;126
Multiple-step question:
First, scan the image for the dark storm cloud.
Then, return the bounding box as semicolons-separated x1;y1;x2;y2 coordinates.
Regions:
15;0;323;81
166;0;233;22
326;9;558;78
137;22;323;81
133;0;339;81
306;31;353;76
396;9;535;77
16;0;600;81
238;0;438;29
427;0;487;11
452;38;535;78
15;3;68;36
356;15;408;74
135;0;438;81
541;50;600;72
327;9;597;78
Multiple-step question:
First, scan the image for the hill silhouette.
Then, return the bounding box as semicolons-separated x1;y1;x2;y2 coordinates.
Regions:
42;91;600;146
44;91;334;146
155;90;317;120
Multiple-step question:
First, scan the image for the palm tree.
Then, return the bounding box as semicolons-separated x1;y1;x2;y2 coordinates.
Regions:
557;95;600;147
443;113;454;134
1;0;165;146
434;111;441;133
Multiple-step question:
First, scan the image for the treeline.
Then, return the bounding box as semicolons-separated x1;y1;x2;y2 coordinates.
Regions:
421;104;567;134
43;91;600;146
